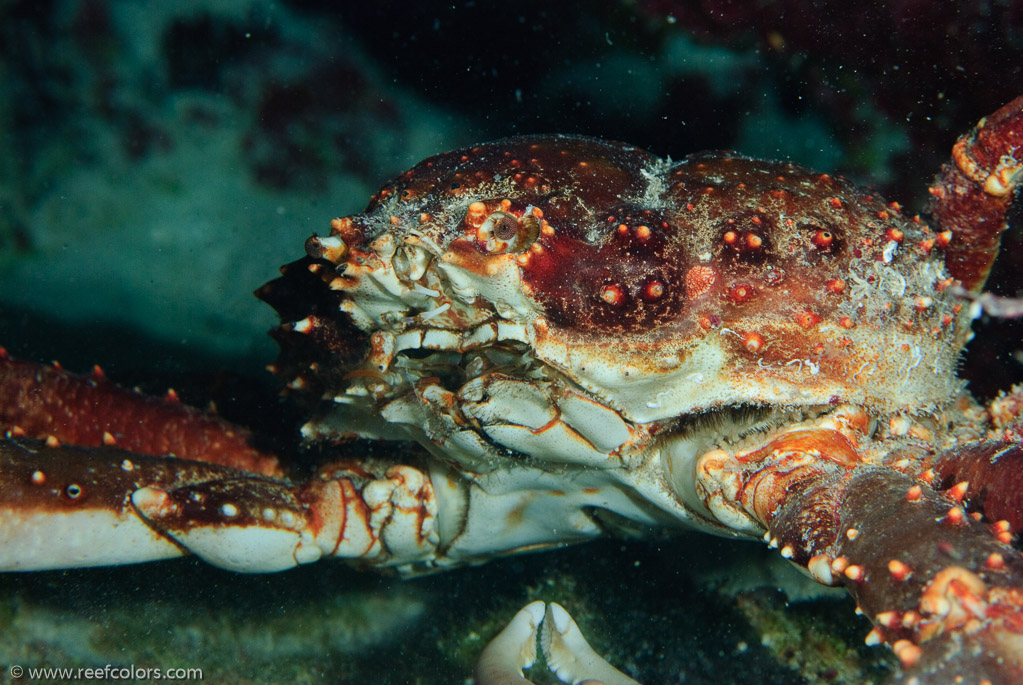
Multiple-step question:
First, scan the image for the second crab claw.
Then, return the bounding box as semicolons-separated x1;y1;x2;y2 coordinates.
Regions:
474;601;641;685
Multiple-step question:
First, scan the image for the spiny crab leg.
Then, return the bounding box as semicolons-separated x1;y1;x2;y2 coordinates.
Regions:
684;96;1023;681
927;440;1023;533
930;93;1023;291
0;348;282;477
474;601;639;685
0;348;286;571
697;426;1023;682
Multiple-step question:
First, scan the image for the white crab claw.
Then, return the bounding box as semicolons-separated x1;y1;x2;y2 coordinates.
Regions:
0;442;192;571
541;602;641;685
132;479;322;573
0;500;184;571
473;600;545;684
474;602;641;685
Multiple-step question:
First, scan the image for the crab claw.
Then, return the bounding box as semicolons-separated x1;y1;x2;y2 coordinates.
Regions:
133;462;441;573
541;603;641;685
131;478;323;573
473;600;545;685
0;440;220;571
474;601;640;685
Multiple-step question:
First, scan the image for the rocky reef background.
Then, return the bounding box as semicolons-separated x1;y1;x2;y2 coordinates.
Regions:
0;1;1021;683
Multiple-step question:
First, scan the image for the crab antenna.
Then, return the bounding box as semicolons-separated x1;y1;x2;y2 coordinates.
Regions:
929;95;1023;292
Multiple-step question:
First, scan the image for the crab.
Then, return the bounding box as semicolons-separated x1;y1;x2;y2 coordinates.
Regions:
2;95;1023;683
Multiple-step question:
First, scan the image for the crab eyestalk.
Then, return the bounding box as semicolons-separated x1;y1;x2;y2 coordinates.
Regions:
930;95;1023;292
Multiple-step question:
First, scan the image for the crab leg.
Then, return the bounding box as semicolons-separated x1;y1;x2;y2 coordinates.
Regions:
927;440;1023;534
474;601;545;685
930;94;1023;291
0;351;305;571
698;429;1023;683
0;349;282;476
540;602;641;685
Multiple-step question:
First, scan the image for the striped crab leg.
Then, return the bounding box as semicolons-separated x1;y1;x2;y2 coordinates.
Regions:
128;459;439;573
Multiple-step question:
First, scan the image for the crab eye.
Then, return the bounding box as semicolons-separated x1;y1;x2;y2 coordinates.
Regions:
477;210;539;254
494;215;519;240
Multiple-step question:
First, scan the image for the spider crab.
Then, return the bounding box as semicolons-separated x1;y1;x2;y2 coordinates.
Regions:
2;96;1023;683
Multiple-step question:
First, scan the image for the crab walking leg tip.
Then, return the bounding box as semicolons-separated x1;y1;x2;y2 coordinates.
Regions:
474;600;546;685
540;603;640;685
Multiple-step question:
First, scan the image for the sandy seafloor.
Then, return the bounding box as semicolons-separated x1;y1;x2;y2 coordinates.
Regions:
1;1;1021;683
